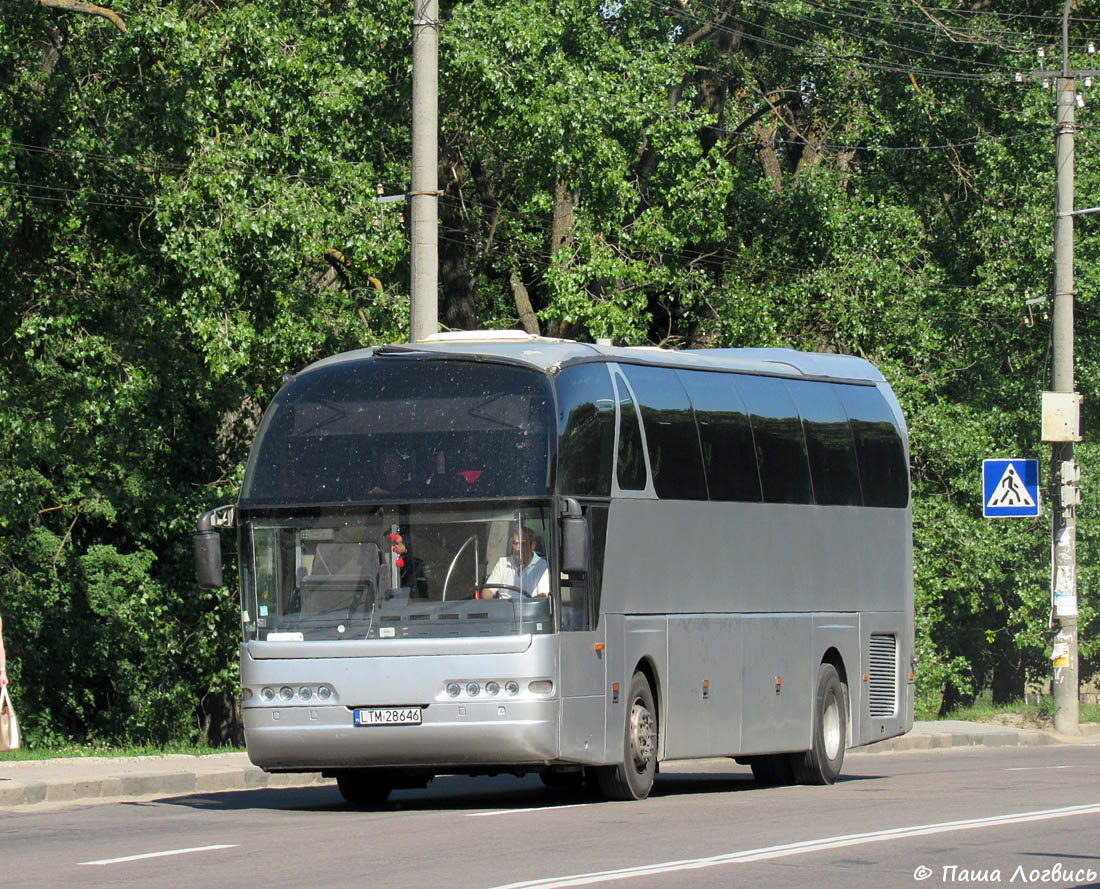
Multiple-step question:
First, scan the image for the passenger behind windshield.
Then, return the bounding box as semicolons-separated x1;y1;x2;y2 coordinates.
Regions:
481;527;549;599
370;449;412;496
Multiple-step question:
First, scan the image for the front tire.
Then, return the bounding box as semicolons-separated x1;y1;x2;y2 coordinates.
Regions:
792;662;846;785
748;754;795;787
596;672;657;801
539;767;586;789
335;771;393;806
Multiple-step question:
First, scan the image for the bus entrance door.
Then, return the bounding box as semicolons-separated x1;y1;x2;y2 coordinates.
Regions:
557;508;607;763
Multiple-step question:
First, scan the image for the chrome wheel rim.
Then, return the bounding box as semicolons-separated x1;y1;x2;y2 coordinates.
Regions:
822;691;842;760
629;699;655;771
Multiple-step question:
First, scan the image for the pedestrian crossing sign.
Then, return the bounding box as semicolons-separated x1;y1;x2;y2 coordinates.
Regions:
983;458;1040;518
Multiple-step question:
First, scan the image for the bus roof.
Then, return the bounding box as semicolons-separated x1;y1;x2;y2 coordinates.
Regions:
302;332;887;385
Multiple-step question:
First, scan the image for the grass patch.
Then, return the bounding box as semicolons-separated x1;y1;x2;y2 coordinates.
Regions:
0;741;244;762
918;694;1100;728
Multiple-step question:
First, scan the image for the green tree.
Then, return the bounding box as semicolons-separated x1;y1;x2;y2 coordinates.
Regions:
3;0;1098;744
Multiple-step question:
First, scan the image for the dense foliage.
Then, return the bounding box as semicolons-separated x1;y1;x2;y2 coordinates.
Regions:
2;0;1098;743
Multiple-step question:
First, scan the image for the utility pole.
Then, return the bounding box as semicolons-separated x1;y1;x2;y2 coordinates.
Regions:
1031;1;1096;735
1051;57;1079;735
409;0;439;342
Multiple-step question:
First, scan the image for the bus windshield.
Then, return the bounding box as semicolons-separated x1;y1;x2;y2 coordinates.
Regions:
240;357;553;508
240;503;554;641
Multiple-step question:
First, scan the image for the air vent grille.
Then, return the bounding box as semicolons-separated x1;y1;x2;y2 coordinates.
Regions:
868;634;898;718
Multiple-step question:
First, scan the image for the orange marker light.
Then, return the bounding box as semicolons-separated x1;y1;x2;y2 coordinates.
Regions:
594;643;606;652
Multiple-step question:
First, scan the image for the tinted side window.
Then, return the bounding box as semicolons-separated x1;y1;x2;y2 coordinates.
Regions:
735;375;813;504
785;379;862;506
621;364;706;500
835;384;909;508
615;376;648;491
678;370;761;502
555;364;616;497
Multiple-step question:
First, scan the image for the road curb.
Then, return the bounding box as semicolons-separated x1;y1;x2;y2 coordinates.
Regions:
860;731;1057;753
859;721;1100;754
0;764;333;808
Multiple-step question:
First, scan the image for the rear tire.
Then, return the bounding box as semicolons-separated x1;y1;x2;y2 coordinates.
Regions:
791;662;846;785
335;771;393;806
595;672;657;801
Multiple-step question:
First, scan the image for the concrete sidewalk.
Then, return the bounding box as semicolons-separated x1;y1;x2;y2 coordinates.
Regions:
0;721;1096;809
0;751;333;808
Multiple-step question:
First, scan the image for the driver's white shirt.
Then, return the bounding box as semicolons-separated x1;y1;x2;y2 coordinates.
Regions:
484;553;549;597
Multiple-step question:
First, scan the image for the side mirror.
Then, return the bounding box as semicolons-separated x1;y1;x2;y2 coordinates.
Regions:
194;530;223;589
560;498;589;575
194;505;235;589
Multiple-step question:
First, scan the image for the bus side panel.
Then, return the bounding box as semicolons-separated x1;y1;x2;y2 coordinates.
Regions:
599;500;908;616
856;611;913;746
559;697;606;765
558;621;607;765
606;615;667;762
738;615;813;755
664;615;743;758
810;615;861;747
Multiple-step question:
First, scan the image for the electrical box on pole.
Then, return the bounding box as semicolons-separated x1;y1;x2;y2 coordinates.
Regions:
1041;391;1083;442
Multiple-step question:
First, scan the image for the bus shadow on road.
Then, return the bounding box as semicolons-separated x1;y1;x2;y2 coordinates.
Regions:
146;767;881;814
651;769;880;799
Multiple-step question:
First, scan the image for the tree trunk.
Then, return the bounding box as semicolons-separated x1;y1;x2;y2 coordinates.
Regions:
754;120;783;191
991;652;1026;705
545;178;577;338
687;306;721;349
440;161;477;331
199;692;244;747
510;272;540;335
550;179;576;254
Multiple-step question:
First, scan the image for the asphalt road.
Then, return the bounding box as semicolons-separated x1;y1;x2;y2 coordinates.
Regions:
2;743;1098;889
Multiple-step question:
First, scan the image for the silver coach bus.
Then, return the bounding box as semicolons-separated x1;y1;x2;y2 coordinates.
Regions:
195;332;914;804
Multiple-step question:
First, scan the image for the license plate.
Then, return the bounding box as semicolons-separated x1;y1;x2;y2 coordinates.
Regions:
353;707;422;726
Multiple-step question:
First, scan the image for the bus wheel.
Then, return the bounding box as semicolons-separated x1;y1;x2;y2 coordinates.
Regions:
336;771;393;806
539;767;586;789
596;672;657;801
792;663;846;785
748;754;795;787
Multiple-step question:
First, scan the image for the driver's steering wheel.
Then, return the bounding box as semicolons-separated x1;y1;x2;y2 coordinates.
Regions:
480;583;527;599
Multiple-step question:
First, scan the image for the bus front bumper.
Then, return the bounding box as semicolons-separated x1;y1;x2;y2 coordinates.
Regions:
243;699;559;771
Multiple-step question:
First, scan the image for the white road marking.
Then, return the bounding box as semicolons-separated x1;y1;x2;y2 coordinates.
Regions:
484;803;1100;889
468;803;591;817
79;844;238;866
1005;765;1073;771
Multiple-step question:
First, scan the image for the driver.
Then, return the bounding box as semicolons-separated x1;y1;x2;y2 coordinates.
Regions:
481;526;549;598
